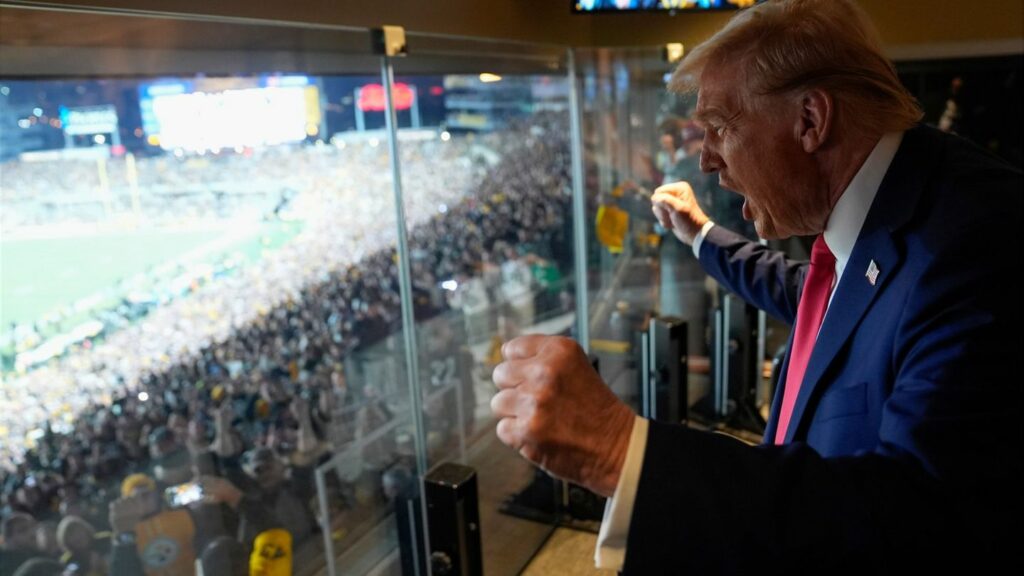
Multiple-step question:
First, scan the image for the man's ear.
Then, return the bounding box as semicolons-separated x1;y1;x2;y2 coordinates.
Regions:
797;88;833;153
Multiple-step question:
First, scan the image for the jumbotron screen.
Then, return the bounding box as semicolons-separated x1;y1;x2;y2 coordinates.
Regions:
574;0;756;11
139;76;321;152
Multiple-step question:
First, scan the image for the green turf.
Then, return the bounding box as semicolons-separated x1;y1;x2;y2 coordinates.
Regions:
0;221;303;328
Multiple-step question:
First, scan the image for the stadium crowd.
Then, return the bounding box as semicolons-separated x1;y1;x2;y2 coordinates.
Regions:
0;114;573;576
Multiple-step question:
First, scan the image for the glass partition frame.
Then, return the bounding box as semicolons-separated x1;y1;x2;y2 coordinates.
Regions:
0;5;573;575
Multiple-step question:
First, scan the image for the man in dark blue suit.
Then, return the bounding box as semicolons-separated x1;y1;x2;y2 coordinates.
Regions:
491;0;1022;573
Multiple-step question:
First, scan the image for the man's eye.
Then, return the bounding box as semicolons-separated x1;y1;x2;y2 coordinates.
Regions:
715;125;726;137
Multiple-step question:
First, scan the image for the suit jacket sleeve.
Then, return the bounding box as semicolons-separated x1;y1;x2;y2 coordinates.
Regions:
698;225;804;325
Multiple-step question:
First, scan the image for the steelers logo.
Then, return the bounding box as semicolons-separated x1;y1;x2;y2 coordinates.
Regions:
142;536;181;568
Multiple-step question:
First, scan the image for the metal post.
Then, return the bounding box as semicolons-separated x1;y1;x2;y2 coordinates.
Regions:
315;468;337;576
454;365;466;462
411;85;421;128
648;318;657;419
714;309;724;416
567;48;590;352
381;52;429;493
126;152;141;220
640;330;650;419
317;77;330;141
756;238;769;408
406;499;423;576
381;52;434;576
722;301;732;417
355;87;365;132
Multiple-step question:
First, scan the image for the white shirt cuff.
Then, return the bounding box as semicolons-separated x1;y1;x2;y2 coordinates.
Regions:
594;416;649;571
691;220;716;258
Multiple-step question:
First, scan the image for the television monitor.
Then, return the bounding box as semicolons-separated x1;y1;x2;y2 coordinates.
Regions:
574;0;756;12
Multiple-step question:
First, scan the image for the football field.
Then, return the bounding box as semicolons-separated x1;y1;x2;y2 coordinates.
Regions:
0;221;302;328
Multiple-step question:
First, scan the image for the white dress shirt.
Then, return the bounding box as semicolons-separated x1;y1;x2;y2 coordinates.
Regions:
595;132;903;570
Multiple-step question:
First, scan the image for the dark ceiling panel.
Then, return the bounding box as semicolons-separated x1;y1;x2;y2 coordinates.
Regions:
0;4;567;77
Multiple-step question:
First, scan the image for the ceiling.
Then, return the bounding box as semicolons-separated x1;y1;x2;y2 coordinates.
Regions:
0;4;569;77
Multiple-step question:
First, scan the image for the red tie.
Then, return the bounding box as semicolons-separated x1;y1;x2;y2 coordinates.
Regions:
775;235;836;444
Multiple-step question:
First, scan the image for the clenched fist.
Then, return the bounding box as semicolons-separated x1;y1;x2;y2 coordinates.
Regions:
651;181;710;245
490;335;635;497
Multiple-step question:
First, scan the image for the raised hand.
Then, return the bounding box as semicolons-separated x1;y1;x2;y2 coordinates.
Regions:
651;181;710;245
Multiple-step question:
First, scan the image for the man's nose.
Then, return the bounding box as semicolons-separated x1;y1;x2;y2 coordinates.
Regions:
700;146;719;174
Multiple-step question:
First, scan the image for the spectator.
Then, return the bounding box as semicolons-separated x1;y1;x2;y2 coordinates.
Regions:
1;513;40;576
197;536;247;576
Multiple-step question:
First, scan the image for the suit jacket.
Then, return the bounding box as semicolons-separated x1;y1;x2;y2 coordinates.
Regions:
623;126;1023;574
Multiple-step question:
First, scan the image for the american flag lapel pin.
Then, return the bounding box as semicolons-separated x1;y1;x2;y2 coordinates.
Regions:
866;260;880;286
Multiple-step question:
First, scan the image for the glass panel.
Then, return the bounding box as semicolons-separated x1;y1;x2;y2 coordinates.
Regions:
575;50;1024;445
572;51;1024;439
0;7;423;576
388;37;571;576
575;47;766;437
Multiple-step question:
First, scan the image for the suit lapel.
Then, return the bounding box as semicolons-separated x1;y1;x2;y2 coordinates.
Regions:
781;126;937;443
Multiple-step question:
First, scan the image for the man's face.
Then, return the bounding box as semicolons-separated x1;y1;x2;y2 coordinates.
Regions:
695;62;827;239
659;134;676;153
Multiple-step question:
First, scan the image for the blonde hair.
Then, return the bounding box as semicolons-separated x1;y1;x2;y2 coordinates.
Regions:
671;0;922;137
